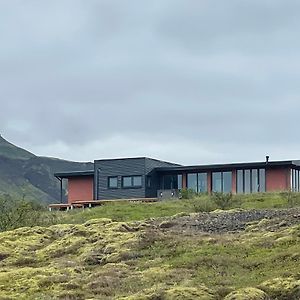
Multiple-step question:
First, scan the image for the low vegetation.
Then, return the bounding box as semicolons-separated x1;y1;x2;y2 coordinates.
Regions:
0;192;300;299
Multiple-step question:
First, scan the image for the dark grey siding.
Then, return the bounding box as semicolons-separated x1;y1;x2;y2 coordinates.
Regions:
94;157;180;200
95;158;146;200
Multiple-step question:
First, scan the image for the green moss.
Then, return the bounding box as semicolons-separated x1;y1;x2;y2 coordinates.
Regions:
258;277;300;300
224;287;269;300
164;286;216;300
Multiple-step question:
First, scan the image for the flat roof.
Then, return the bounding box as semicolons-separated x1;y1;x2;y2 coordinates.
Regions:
54;170;94;179
155;160;300;172
94;156;181;166
54;159;300;178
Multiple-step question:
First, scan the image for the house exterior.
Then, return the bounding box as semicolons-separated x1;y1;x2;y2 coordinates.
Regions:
52;157;300;208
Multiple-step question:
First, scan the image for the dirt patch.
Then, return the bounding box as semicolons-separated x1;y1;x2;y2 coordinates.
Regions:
153;208;300;234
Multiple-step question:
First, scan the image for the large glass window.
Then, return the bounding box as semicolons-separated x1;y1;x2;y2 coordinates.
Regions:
198;173;207;193
236;169;265;194
212;172;223;192
187;173;207;193
122;175;142;188
162;174;182;189
252;169;258;193
178;174;183;190
244;170;251;193
223;171;232;193
237;170;243;194
212;171;232;193
108;176;118;188
259;169;266;192
291;169;300;192
187;173;197;192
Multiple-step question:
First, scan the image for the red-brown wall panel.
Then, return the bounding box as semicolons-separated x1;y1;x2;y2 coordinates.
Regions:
266;167;290;192
68;176;94;204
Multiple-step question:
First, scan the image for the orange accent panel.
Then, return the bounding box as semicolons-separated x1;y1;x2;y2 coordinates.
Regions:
266;167;290;192
68;176;94;204
182;173;187;189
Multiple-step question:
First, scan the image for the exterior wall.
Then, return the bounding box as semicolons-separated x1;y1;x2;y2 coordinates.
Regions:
232;170;237;194
266;167;291;192
207;171;212;193
94;158;179;200
68;176;94;204
145;158;180;197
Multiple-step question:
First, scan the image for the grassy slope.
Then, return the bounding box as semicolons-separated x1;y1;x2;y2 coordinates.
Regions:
58;192;297;225
0;135;35;160
0;194;300;299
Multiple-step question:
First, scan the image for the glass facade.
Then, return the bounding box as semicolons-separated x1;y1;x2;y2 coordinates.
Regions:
162;174;182;189
223;171;232;193
237;170;243;194
245;170;251;193
212;171;232;193
292;169;300;192
187;173;197;192
198;173;207;193
236;169;266;194
187;173;207;193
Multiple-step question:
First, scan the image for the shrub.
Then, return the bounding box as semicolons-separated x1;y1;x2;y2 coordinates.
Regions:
0;194;45;231
180;189;197;199
211;192;233;210
191;198;218;213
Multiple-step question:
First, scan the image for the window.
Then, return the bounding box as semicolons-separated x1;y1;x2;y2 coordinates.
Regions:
133;176;142;187
161;174;182;189
178;174;183;190
223;171;232;193
122;175;142;188
237;170;243;193
187;173;207;193
212;172;222;192
212;171;232;193
122;176;132;188
236;169;265;194
146;176;151;188
108;176;118;188
187;173;197;192
245;170;251;193
198;173;207;193
291;169;300;192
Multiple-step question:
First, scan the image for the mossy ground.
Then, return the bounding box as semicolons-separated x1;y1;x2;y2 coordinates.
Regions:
0;204;300;299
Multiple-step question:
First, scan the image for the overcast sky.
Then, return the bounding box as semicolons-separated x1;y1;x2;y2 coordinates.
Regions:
1;0;300;165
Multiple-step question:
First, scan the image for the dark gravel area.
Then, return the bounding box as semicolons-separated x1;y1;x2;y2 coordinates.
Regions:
157;208;300;234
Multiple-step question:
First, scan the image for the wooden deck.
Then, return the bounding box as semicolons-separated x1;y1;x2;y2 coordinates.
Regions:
48;198;158;211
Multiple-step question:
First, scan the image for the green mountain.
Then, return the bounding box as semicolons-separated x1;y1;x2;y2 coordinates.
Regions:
0;135;93;204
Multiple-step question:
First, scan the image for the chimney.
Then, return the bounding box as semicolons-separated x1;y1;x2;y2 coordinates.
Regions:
266;155;270;163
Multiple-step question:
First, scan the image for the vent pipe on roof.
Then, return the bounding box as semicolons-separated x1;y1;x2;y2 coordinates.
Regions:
266;155;270;163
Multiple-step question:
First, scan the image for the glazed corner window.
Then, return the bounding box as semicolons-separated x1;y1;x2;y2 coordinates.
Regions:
122;175;142;188
108;176;118;188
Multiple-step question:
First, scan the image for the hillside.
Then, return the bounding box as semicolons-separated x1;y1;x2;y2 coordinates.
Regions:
0;198;300;299
0;135;93;204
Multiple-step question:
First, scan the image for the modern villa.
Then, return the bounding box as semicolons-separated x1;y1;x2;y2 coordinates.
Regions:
49;156;300;210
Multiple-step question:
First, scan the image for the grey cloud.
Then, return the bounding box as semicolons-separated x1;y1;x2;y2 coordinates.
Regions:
1;0;300;164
